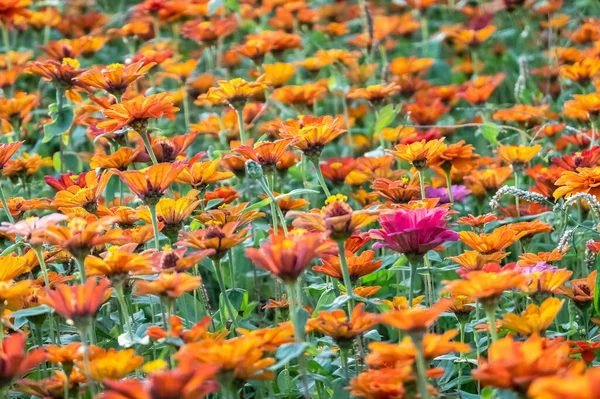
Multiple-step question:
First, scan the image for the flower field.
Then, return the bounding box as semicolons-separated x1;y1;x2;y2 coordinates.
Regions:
1;0;600;398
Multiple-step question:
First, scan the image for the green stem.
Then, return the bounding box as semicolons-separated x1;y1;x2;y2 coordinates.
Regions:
33;246;57;343
590;119;597;149
63;370;70;399
153;16;161;40
339;348;350;380
236;108;247;144
140;131;159;165
514;171;521;218
1;22;11;71
336;240;354;303
445;170;454;204
74;256;86;284
286;281;310;399
484;304;499;343
149;204;161;249
115;282;134;341
418;169;426;200
411;333;430;399
213;258;240;332
0;183;14;224
423;254;435;307
312;158;332;197
258;177;288;236
182;86;190;132
408;258;419;305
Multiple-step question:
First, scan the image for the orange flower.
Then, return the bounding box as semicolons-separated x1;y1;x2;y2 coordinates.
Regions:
3;152;52;178
90;147;140;171
263;63;295;88
25;58;86;98
0;0;31;21
448;250;509;273
177;222;250;260
518;248;568;267
96;93;179;134
497;144;542;166
270;84;328;107
147;315;224;345
51;169;113;212
349;367;419;399
554;167;600;199
176;158;234;191
84;249;153;281
308;304;379;348
258;191;309;213
367;330;470;367
559;271;596;305
502;298;564;335
314;250;381;281
442;270;528;305
176;336;275;381
391;139;446;170
346;83;400;105
0;333;45;389
279;115;345;160
236;39;273;62
459;225;525;254
83;348;143;381
510;220;553;240
465;167;514;197
472;334;573;394
31;217;122;260
197;78;267;108
45;342;83;365
404;98;449;125
0;92;38;126
371;177;420;203
560;59;600;84
528;366;600;399
564;93;600;121
288;194;379;241
389;56;434;77
0;279;33;310
245;231;331;283
230;138;296;173
457;213;498;232
0;141;22;170
134;272;201;299
451;25;496;46
100;364;219;399
75;62;155;96
42;278;112;327
380;295;424;311
118;162;185;205
380;299;451;333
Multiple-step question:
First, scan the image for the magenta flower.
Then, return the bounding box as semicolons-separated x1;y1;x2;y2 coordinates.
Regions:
369;207;459;257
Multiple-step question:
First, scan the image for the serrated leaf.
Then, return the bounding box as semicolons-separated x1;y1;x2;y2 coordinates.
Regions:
480;122;499;146
375;104;395;132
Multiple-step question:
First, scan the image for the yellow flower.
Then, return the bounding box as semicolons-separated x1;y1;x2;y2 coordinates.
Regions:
501;298;564;336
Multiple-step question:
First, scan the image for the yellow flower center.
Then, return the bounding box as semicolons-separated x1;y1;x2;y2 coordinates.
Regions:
331;162;342;169
325;193;348;205
162;244;172;251
107;63;124;70
62;58;80;69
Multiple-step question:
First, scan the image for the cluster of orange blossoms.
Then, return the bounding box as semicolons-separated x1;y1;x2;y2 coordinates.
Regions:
2;0;600;399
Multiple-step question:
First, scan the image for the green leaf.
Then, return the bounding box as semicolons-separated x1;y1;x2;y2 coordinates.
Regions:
480;122;500;146
43;105;74;143
375;104;396;133
594;254;600;315
277;369;294;393
10;305;52;319
271;342;309;369
313;288;336;315
224;0;240;11
244;189;319;212
205;198;224;210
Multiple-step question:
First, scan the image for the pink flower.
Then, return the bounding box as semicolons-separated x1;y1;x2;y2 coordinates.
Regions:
368;207;458;257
